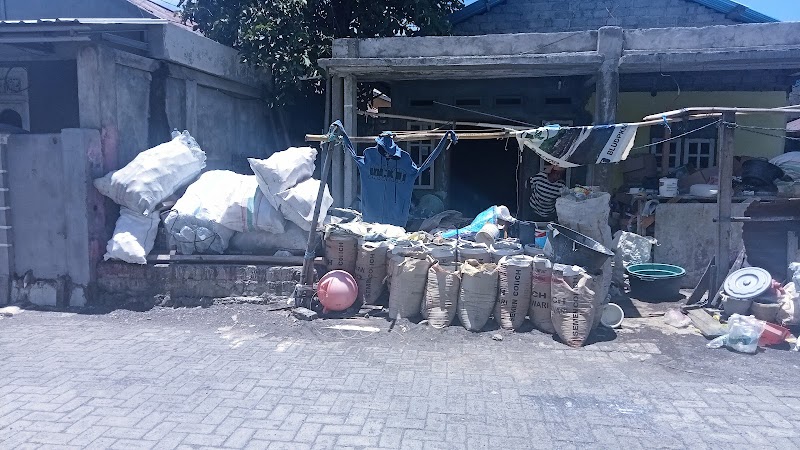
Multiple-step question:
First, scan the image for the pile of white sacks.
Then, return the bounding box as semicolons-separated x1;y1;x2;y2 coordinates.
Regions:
94;131;333;264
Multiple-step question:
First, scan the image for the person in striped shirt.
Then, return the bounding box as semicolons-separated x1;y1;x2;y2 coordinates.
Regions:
528;165;566;222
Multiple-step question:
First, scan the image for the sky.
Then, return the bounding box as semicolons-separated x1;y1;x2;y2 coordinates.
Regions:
159;0;799;21
458;0;800;21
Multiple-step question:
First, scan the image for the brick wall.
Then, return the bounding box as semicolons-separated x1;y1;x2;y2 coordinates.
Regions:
453;0;740;35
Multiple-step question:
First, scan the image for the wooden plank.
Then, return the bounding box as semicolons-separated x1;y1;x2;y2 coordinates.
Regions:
687;309;726;338
788;231;798;281
715;112;736;293
146;254;321;265
710;248;746;308
685;257;715;307
343;74;357;208
330;76;344;206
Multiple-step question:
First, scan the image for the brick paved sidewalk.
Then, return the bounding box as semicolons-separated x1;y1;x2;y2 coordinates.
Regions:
1;305;799;449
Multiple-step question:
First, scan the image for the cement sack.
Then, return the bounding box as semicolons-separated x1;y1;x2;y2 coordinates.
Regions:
388;256;432;319
489;239;524;263
386;241;427;292
529;255;555;334
355;241;389;305
457;241;491;264
551;265;595;348
163;172;246;255
229;222;310;255
325;233;358;275
94;131;206;216
422;263;460;328
557;193;613;330
457;260;498;331
277;178;334;231
612;231;656;286
495;255;534;330
425;240;457;264
248;146;317;208
104;207;160;264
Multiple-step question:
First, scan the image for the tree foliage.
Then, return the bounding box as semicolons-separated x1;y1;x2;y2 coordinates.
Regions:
180;0;463;106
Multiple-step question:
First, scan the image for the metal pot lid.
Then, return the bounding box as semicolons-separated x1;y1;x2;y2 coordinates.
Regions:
724;267;772;299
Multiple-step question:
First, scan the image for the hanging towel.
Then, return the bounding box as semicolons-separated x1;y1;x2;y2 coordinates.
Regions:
341;129;457;226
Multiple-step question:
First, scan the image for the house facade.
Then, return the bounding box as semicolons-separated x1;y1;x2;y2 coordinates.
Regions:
0;0;276;307
323;0;796;218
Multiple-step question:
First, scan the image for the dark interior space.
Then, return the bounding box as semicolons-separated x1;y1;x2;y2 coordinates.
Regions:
26;60;80;133
449;127;519;217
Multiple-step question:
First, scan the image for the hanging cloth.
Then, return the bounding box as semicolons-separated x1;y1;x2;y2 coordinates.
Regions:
340;126;457;226
516;124;638;168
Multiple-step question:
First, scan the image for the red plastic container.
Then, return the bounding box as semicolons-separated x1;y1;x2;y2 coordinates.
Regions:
759;322;791;347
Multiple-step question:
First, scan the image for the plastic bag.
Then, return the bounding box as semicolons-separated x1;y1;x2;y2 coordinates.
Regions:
94;131;206;215
707;314;765;354
104;207;160;264
440;206;513;239
777;282;800;327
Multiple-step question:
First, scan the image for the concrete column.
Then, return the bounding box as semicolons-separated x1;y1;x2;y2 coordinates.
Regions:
330;76;344;207
185;79;198;135
589;26;623;190
0;135;12;305
343;75;358;208
77;45;118;172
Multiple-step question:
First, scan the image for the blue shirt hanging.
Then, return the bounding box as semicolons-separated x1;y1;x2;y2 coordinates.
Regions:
341;128;457;226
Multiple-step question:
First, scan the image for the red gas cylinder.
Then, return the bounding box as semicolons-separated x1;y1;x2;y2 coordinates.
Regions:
317;270;358;313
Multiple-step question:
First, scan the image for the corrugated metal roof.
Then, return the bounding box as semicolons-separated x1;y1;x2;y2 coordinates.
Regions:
450;0;778;25
0;18;168;26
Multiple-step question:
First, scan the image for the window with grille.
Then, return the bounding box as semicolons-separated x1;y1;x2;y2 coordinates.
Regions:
650;138;716;170
406;122;435;189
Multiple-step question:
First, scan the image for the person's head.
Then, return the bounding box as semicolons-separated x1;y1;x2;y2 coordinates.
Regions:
544;164;565;182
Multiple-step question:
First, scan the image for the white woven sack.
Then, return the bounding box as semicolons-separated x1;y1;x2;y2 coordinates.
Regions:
495;255;534;330
94;131;206;215
457;260;498;331
249;146;317;208
229;222;310;255
104;207;160;264
212;173;285;234
423;263;460;328
388;256;432;319
276;178;333;231
163;171;241;255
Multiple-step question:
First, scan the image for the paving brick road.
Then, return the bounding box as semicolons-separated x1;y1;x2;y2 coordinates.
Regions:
1;303;799;449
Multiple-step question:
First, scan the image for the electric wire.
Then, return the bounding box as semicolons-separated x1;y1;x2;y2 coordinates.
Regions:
629;119;722;150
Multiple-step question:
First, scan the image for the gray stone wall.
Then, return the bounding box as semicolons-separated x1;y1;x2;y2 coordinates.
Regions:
454;0;740;35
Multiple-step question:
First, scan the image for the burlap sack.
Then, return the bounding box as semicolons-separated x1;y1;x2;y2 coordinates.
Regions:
529;255;555;334
489;240;524;263
422;263;460;328
457;260;498;331
457;242;491;264
355;241;388;305
495;255;534;330
325;234;358;275
386;242;426;291
388;256;432;319
551;265;596;348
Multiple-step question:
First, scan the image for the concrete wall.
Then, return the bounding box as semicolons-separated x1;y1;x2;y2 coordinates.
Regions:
6;129;101;307
453;0;740;35
654;202;750;288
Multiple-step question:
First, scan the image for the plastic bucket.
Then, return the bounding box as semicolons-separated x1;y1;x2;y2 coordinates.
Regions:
546;223;614;272
627;263;686;302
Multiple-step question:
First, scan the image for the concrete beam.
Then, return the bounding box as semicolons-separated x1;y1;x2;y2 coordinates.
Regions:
334;30;597;59
622;22;800;53
320;53;603;80
619;49;800;73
